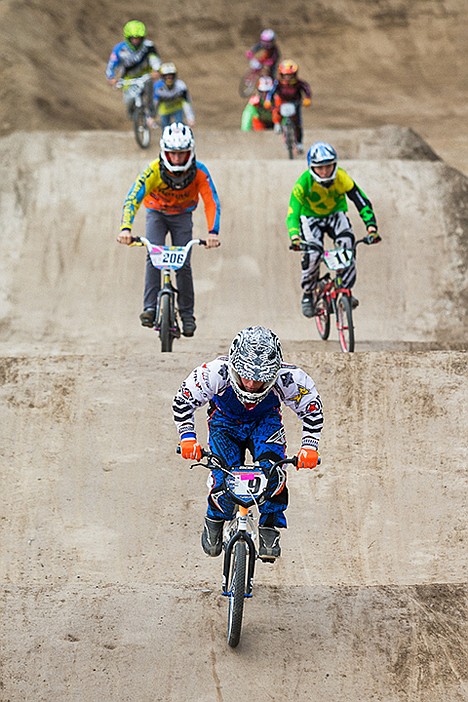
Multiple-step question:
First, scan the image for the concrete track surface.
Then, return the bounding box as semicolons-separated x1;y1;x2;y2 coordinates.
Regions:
1;127;467;702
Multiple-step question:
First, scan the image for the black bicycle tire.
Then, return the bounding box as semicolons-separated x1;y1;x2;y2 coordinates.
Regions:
133;107;151;149
337;294;355;352
315;292;331;340
239;72;257;98
159;294;173;352
285;120;295;159
227;540;247;648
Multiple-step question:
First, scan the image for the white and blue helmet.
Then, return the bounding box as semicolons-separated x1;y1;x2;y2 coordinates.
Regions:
307;141;338;186
160;122;195;173
228;326;283;406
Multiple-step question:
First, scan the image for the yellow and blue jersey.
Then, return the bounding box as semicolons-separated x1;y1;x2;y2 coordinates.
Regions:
121;159;221;233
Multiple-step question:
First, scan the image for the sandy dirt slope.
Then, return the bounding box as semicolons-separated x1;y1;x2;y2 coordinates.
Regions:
1;124;467;701
1;128;467;352
1;0;468;173
1;0;468;700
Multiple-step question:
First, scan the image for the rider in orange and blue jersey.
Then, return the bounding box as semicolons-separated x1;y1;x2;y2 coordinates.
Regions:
117;123;220;337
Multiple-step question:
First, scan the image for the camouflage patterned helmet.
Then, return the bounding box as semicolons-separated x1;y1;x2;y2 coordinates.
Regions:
228;326;283;405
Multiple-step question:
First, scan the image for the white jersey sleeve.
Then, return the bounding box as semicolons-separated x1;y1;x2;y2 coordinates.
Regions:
275;364;323;449
173;356;229;439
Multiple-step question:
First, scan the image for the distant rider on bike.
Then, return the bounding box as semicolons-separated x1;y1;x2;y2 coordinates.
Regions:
117;123;221;338
264;60;312;153
173;326;323;561
240;76;275;131
245;29;281;78
287;142;380;317
153;62;195;128
106;20;161;126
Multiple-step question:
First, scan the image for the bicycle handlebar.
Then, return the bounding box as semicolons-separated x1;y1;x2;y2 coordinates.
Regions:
115;74;152;89
130;236;207;248
289;234;381;251
176;446;321;470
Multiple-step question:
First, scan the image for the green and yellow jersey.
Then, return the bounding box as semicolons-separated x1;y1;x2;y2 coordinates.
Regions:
286;167;377;239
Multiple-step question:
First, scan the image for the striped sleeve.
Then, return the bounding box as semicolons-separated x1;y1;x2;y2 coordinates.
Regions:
173;357;229;439
277;365;323;449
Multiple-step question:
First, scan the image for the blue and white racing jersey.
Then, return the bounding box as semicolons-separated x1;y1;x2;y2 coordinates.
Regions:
173;356;323;449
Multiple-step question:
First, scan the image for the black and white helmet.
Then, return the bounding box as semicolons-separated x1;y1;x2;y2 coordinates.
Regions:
160;122;195;173
307;141;338;186
228;326;283;406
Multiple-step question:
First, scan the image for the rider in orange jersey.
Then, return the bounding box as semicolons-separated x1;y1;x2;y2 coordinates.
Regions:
118;123;220;337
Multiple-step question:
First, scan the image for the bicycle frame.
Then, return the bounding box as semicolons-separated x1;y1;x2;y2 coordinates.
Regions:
116;74;154;149
131;236;205;351
292;238;371;352
279;102;297;160
238;59;265;98
189;452;296;646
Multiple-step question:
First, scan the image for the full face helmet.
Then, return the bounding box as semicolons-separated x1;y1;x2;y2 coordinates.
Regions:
159;122;196;189
160;62;177;86
278;60;298;83
307;142;338;187
228;326;283;406
123;20;146;49
257;76;274;94
260;28;276;49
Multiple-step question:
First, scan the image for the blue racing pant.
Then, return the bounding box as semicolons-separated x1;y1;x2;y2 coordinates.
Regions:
206;408;288;528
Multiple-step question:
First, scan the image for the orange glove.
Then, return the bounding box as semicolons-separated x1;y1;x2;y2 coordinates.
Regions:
296;447;319;469
264;100;272;110
303;97;311;107
180;438;203;460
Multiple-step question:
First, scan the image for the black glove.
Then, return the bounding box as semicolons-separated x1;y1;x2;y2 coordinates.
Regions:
364;231;381;245
290;235;301;251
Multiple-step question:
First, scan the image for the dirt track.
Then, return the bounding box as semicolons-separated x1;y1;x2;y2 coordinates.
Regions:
1;1;468;701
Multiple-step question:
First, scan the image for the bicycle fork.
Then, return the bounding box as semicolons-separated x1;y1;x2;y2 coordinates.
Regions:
222;506;256;597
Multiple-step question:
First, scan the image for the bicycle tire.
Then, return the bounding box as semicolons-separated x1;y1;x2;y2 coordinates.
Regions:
284;119;295;159
159;294;173;352
133;107;151;149
239;72;257;98
315;292;331;340
336;294;355;352
227;540;247;648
